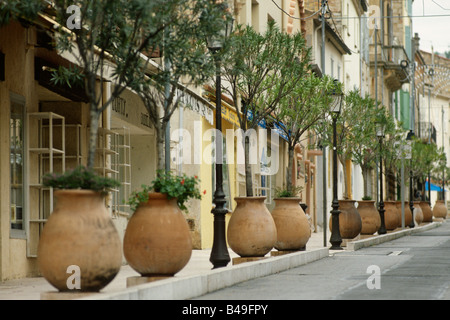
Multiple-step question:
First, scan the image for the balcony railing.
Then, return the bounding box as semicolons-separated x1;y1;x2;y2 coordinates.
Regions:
370;43;410;68
370;43;410;91
383;45;410;66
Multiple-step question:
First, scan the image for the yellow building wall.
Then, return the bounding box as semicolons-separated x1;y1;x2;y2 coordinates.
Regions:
199;115;237;249
0;21;40;280
346;159;353;200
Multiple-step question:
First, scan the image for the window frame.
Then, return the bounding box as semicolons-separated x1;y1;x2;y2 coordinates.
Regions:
9;92;27;239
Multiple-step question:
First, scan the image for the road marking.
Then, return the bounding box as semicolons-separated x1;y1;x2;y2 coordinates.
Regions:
388;251;402;256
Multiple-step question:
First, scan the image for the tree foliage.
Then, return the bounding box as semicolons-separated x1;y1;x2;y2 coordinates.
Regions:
272;74;337;192
130;0;231;171
2;0;228;172
221;21;311;196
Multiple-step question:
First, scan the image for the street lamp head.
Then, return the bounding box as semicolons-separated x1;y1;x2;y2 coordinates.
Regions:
413;32;420;53
330;79;343;115
205;3;234;52
376;121;385;138
406;130;415;141
400;59;409;70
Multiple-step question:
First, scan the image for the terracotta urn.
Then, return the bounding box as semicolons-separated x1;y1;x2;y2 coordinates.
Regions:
37;190;122;292
271;198;311;251
227;196;277;257
395;201;412;227
419;201;433;222
123;193;192;277
329;200;362;239
383;201;400;231
357;200;380;235
413;202;424;225
432;200;447;219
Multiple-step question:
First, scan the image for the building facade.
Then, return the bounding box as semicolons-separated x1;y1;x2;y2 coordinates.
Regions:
1;0;435;281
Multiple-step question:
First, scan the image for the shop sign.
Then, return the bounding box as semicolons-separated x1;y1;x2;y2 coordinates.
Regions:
176;87;214;125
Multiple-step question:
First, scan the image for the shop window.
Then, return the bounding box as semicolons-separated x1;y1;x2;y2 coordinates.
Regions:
10;94;26;232
255;145;274;206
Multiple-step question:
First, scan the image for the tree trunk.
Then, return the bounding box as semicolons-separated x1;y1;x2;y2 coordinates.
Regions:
338;153;349;199
286;145;294;193
361;165;372;199
244;136;253;197
87;108;100;169
155;123;166;172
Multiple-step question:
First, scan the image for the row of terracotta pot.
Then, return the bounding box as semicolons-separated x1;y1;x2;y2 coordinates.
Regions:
227;197;311;257
36;190;447;293
37;191;194;293
37;191;311;293
330;199;448;239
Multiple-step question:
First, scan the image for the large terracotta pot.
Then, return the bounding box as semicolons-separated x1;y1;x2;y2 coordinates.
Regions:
227;196;277;257
329;200;362;239
271;198;311;251
383;201;400;231
433;200;447;219
123;193;192;276
413;202;424;225
395;201;412;227
419;201;433;222
37;190;122;292
357;200;380;235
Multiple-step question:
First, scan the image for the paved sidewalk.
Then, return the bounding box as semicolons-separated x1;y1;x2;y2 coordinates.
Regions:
0;222;442;300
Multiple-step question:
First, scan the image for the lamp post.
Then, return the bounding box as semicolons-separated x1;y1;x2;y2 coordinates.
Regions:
400;58;416;229
329;81;343;250
427;67;434;205
406;130;415;228
206;9;233;269
376;121;386;235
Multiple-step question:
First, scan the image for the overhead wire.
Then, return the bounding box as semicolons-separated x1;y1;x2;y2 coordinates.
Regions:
270;0;321;20
270;0;450;20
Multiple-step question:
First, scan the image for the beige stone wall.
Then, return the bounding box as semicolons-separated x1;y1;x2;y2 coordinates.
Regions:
0;21;40;280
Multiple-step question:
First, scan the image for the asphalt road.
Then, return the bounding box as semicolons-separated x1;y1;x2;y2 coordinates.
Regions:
194;221;450;300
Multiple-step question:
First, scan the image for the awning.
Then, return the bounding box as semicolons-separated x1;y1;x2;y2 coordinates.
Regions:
425;182;447;192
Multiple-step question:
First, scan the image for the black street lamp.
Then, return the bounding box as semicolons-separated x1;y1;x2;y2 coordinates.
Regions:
427;67;434;206
329;81;343;250
376;121;387;235
406;130;415;228
206;9;233;269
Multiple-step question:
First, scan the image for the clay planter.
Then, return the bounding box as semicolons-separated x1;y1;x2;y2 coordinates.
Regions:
123;193;192;277
419;201;433;222
395;201;412;227
383;201;400;231
433;200;447;219
227;197;277;257
271;198;311;251
37;190;122;292
357;200;380;235
413;202;424;225
329;200;362;239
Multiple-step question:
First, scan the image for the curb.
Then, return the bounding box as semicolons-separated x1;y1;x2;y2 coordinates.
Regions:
78;247;329;300
76;221;443;300
347;221;442;251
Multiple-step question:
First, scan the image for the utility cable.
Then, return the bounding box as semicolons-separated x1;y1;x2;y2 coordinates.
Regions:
270;0;321;20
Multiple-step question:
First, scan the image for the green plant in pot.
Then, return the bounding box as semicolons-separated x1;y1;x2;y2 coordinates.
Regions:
274;185;303;199
127;170;203;213
42;165;121;193
37;165;122;292
123;170;204;278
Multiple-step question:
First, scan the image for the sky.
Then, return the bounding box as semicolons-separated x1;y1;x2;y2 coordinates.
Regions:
412;0;450;55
